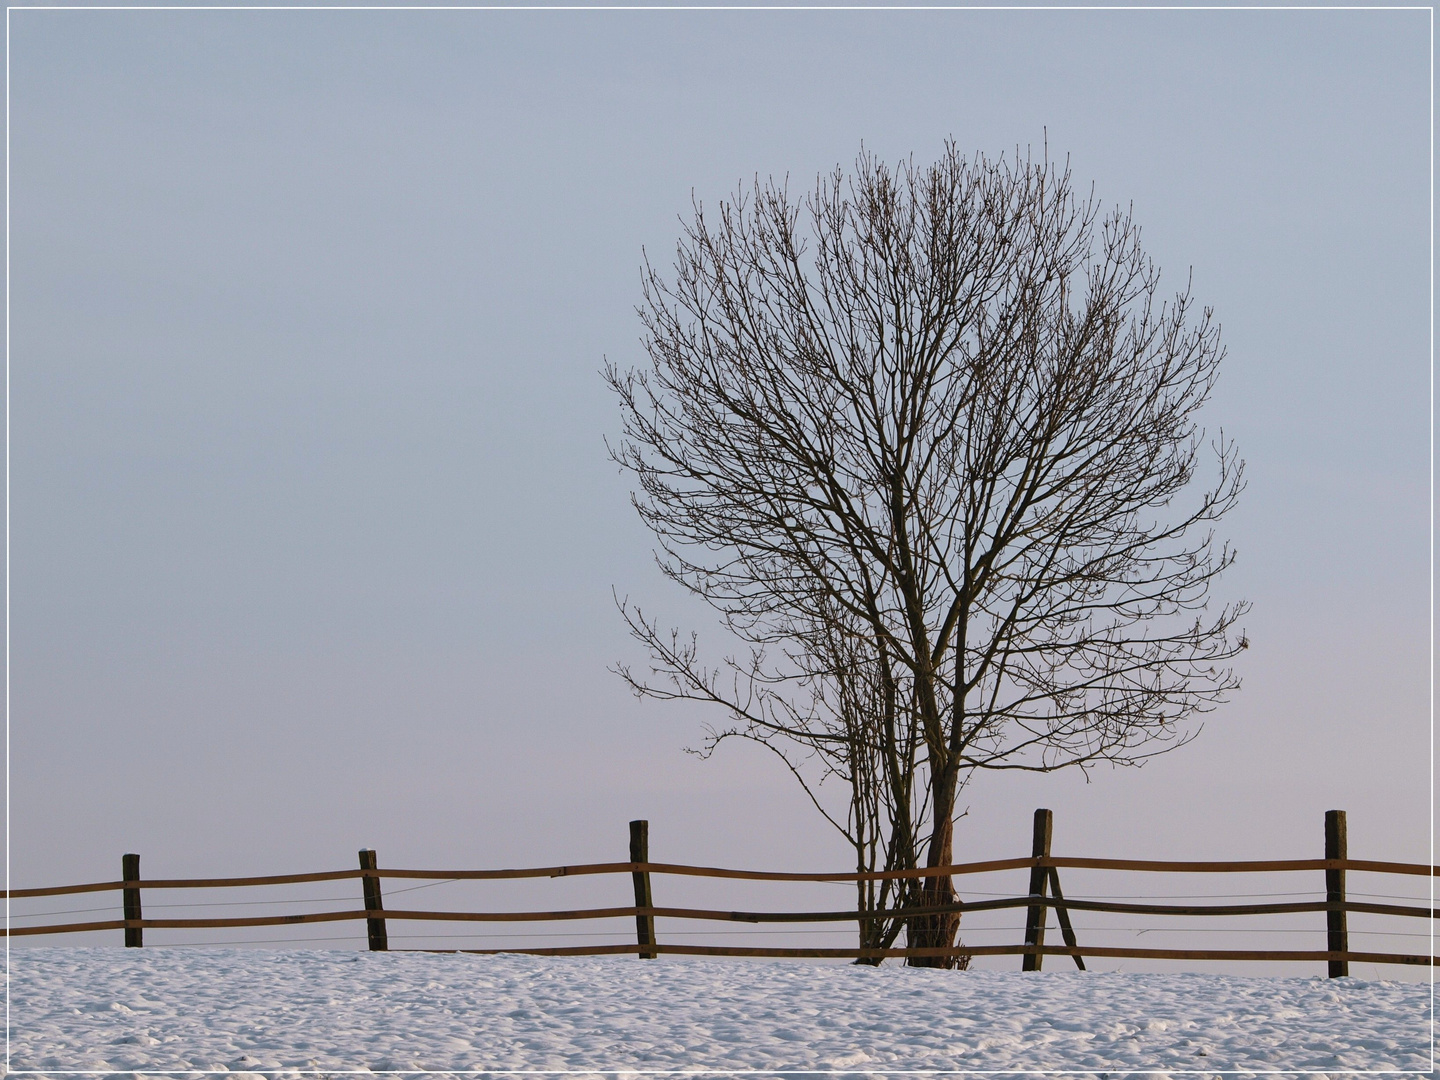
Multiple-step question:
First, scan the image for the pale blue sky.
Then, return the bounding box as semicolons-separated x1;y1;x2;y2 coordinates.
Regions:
7;8;1430;966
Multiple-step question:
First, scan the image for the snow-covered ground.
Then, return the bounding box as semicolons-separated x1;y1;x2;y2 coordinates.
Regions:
5;948;1433;1075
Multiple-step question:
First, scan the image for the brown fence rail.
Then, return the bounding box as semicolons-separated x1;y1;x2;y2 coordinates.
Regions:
8;809;1433;975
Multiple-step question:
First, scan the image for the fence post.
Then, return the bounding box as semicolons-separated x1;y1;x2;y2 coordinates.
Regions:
1046;867;1086;971
358;848;388;952
629;820;657;959
1325;810;1348;978
1022;808;1052;971
122;853;143;948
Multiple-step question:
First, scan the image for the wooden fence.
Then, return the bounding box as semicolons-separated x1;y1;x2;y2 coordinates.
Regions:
6;809;1433;975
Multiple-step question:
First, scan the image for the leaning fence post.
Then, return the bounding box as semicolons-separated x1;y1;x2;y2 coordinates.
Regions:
1325;810;1348;977
1046;866;1086;971
1022;808;1052;971
122;853;143;948
629;820;657;959
358;848;388;951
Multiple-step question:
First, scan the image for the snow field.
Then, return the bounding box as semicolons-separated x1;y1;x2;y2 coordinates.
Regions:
5;948;1432;1076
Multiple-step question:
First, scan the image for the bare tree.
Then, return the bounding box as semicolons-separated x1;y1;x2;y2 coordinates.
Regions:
605;143;1248;967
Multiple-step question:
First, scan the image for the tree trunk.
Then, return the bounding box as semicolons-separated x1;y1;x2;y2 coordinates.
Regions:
905;767;969;969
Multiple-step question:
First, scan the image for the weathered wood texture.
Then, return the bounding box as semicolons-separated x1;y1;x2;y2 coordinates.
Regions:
121;854;142;948
630;820;657;959
1047;867;1085;971
1022;809;1052;971
1326;810;1348;978
359;848;388;952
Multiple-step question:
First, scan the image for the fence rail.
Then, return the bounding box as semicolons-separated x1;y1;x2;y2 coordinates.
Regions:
8;809;1433;975
409;943;1435;966
7;856;1432;900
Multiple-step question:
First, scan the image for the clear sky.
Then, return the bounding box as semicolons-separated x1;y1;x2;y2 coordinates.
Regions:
7;8;1430;968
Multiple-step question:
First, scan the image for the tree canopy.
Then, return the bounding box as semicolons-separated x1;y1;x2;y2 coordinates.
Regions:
606;143;1248;966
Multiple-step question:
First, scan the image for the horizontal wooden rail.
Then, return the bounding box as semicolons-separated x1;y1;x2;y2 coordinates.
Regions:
970;896;1436;920
4;868;366;899
1042;857;1434;877
6;855;1434;900
410;942;1435;966
9;893;1434;938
